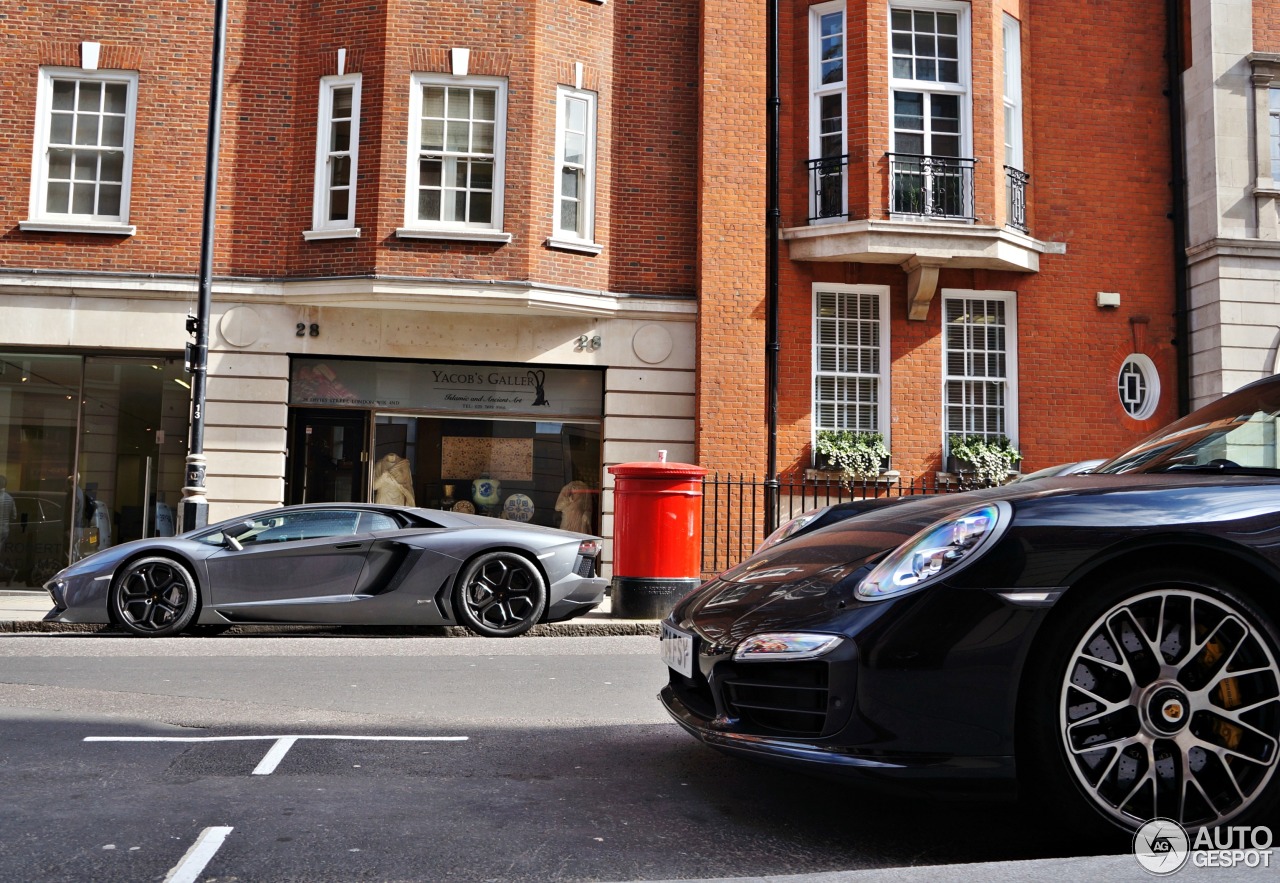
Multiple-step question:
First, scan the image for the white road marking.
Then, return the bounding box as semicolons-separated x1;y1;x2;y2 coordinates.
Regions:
252;736;297;775
164;826;233;883
85;734;468;775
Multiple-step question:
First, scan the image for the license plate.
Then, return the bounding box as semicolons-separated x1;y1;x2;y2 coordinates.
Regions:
660;623;694;678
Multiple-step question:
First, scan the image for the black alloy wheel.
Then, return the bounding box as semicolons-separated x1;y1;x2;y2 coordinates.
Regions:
110;556;200;637
1026;569;1280;834
453;551;547;638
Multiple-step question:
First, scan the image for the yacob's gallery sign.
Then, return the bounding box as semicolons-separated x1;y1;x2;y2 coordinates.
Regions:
290;358;603;419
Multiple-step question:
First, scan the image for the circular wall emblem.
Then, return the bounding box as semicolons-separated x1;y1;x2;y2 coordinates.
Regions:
1118;354;1160;420
632;323;674;364
1133;818;1189;876
218;306;263;348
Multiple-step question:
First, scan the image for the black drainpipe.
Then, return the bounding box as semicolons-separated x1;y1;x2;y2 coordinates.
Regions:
764;0;781;532
1167;0;1191;414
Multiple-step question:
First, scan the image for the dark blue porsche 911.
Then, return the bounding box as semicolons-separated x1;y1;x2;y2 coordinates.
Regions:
661;375;1280;835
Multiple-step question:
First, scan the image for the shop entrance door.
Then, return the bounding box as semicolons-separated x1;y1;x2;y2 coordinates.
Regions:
286;410;368;505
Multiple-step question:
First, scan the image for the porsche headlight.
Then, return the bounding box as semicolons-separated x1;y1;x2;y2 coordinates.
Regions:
856;502;1010;601
757;507;829;551
734;632;844;661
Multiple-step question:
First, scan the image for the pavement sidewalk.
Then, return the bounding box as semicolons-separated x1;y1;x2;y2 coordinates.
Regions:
0;588;659;636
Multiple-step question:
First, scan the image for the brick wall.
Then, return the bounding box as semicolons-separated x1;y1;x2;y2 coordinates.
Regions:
696;0;1180;483
0;0;701;298
694;0;769;475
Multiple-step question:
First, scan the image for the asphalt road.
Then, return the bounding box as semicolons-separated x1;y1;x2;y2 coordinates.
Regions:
0;632;1271;882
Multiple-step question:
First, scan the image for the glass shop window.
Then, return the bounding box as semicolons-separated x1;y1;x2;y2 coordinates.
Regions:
372;415;601;534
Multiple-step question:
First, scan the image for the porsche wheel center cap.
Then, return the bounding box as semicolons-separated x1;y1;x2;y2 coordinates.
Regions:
1146;685;1191;735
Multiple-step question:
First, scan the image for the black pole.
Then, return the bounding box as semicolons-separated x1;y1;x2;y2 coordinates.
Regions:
763;0;781;532
182;0;228;532
1166;0;1190;416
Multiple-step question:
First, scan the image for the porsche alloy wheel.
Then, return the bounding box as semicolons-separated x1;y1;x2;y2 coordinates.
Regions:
110;556;199;637
454;551;547;638
1057;583;1280;831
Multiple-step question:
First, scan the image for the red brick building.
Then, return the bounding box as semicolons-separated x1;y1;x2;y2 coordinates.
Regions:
0;0;1186;578
0;0;710;578
697;0;1180;492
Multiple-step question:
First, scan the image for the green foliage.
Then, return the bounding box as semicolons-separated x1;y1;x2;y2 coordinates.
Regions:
815;430;890;483
948;435;1022;486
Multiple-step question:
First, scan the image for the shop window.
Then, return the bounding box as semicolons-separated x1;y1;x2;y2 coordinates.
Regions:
373;416;601;534
0;353;187;586
23;67;139;235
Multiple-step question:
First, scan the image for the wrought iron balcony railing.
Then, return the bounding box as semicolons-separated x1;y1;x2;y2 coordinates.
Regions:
886;153;975;220
807;154;849;222
1004;165;1029;233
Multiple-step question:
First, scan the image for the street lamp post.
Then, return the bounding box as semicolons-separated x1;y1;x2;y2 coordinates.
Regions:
181;0;229;532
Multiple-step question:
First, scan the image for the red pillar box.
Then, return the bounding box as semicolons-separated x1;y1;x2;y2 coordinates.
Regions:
608;460;708;619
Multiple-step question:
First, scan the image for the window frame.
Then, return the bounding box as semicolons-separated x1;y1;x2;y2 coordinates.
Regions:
1118;354;1161;421
885;1;972;159
398;73;511;243
811;283;892;442
1002;14;1023;171
941;289;1018;450
547;84;601;254
305;73;362;241
23;66;139;236
809;0;848;224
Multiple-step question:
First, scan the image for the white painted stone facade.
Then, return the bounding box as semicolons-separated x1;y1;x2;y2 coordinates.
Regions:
0;273;695;577
1184;0;1280;406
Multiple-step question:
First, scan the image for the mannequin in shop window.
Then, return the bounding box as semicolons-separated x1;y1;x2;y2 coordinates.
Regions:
373;453;416;507
555;481;593;534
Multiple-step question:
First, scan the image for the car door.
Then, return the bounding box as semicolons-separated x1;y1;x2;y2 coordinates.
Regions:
204;509;371;611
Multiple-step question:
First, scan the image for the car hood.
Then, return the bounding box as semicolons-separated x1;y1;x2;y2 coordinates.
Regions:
680;473;1280;638
49;536;205;582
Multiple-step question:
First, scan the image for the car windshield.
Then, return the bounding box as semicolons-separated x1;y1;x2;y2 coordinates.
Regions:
1096;379;1280;475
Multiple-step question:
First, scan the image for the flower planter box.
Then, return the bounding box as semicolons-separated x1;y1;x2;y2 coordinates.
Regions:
945;456;1019;484
805;465;896;484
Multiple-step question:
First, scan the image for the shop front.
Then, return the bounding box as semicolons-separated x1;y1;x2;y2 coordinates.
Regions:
287;358;604;535
0;351;189;586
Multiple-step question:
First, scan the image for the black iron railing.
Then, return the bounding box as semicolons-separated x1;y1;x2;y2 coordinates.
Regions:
807;154;849;222
886;153;975;220
699;472;969;578
1005;165;1029;233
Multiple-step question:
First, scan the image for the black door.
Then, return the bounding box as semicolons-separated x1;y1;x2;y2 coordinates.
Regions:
286;410;369;504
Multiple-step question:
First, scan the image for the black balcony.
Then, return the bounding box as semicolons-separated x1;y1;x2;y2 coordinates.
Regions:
1004;165;1029;233
807;154;849;222
886;153;975;220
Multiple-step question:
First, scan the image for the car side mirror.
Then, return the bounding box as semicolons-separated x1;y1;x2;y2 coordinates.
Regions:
222;521;256;551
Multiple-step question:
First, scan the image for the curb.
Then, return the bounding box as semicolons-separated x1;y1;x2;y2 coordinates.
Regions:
0;618;661;638
0;588;661;638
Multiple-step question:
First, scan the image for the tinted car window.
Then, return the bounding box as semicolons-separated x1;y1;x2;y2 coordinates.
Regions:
359;512;400;532
196;510;362;546
1098;383;1280;475
250;510;361;543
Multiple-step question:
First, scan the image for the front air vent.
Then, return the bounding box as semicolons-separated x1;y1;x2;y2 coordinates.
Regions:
723;661;830;736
